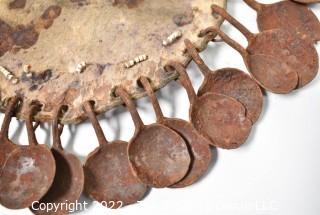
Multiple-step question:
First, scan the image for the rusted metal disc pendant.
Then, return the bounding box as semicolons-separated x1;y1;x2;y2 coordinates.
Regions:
167;118;213;188
30;108;84;215
83;102;148;207
241;1;320;88
115;87;191;188
246;29;319;89
139;77;212;188
185;39;263;124
0;145;55;209
84;141;149;206
0;0;226;124
166;62;253;149
0;105;56;209
243;0;320;43
191;93;252;149
201;5;318;92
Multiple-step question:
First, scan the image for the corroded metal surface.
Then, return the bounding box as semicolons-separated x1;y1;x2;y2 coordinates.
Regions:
201;27;299;93
165;118;212;188
246;54;299;93
0;0;226;124
191;93;252;149
139;77;212;188
166;62;252;150
0;145;55;209
199;69;263;123
0;105;56;209
30;110;84;215
247;29;319;89
84;141;149;207
243;0;320;43
115;87;191;188
201;5;318;93
185;39;263;124
83;102;148;207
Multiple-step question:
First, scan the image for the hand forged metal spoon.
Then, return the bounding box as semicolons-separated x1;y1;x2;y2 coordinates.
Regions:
115;87;191;188
243;0;320;43
83;101;149;208
0;103;56;209
30;106;84;215
165;61;253;150
139;76;213;188
184;39;263;124
0;96;21;173
201;5;318;90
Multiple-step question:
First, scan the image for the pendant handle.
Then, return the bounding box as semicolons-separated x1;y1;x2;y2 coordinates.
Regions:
211;5;255;41
26;103;41;146
184;39;211;76
0;96;20;140
165;61;197;105
139;76;165;123
83;101;109;146
200;27;248;59
115;87;144;133
52;106;67;150
243;0;264;12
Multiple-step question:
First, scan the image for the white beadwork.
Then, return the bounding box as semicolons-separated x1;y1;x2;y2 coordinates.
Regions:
163;30;182;46
125;55;148;68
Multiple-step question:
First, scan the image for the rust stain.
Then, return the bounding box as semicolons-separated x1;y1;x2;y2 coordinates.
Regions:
0;5;61;57
8;0;26;9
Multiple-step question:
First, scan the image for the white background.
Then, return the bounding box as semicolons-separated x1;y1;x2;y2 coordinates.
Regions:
1;0;320;214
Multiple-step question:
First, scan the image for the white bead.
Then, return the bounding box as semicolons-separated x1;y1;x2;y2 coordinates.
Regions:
124;55;148;68
0;66;19;84
163;30;182;46
11;78;19;85
73;62;87;73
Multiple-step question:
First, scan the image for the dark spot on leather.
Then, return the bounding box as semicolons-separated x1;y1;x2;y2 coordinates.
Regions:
69;81;80;88
0;5;61;57
34;69;53;83
40;5;62;29
93;64;106;75
12;25;39;49
8;0;26;10
29;85;38;91
21;73;30;82
0;20;14;56
173;11;194;26
112;0;144;8
41;6;62;20
22;69;52;82
70;0;89;7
